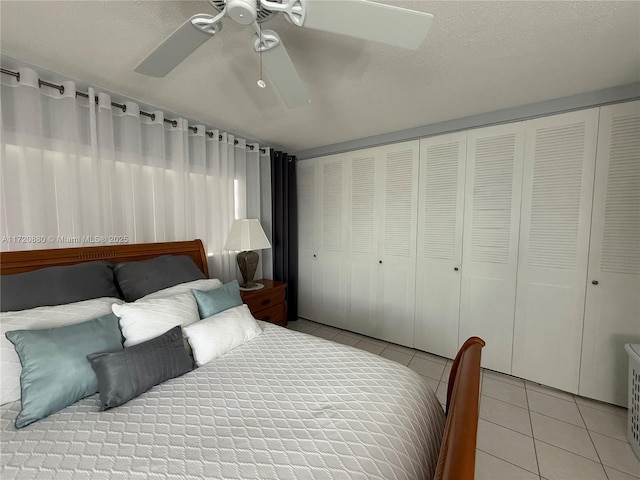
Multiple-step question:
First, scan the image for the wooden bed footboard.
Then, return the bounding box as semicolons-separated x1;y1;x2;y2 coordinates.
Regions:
434;336;485;480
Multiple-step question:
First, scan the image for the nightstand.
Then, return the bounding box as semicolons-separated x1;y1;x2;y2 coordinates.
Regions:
240;279;287;327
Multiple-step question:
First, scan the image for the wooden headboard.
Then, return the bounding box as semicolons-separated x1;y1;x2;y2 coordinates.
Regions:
0;240;209;277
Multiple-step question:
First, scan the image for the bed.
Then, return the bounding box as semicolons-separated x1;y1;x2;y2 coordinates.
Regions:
0;240;484;480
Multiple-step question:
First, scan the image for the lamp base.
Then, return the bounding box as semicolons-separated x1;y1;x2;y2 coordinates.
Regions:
236;250;260;289
239;283;265;292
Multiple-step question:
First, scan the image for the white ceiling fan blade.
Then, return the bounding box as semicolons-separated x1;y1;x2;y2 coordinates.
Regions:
261;34;310;109
135;15;217;77
302;0;433;50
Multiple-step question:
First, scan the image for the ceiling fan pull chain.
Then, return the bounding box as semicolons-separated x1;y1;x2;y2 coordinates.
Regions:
256;22;266;88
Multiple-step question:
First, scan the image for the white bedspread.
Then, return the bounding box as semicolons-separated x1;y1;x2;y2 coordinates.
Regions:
1;323;445;480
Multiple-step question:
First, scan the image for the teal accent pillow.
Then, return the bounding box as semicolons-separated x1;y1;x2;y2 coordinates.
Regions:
5;313;123;428
191;280;242;319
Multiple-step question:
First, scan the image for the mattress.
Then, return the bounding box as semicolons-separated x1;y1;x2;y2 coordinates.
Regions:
1;323;445;480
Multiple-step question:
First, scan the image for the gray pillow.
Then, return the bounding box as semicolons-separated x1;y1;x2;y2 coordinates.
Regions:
87;326;193;410
5;313;123;428
113;255;206;302
1;261;119;312
191;280;242;318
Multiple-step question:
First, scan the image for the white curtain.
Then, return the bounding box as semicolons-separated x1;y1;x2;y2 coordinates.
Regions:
0;67;272;282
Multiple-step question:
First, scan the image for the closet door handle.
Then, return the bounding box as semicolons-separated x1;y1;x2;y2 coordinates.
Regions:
592;280;599;285
379;260;383;264
313;254;317;258
454;267;459;271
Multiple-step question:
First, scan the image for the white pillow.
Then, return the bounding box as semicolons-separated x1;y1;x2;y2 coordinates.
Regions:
183;304;262;366
141;278;223;300
0;297;124;406
112;292;200;347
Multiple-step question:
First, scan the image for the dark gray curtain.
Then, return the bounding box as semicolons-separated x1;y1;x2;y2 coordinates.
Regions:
271;151;298;323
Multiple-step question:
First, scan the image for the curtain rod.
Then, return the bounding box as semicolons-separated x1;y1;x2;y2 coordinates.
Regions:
0;67;266;153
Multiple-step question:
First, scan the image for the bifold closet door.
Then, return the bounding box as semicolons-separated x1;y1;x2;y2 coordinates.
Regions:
346;151;379;338
580;101;640;407
345;141;419;345
512;109;599;393
297;160;319;320
459;123;525;373
414;133;467;358
376;141;419;347
316;156;348;329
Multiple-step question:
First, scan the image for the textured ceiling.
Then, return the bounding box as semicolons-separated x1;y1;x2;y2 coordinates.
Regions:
1;1;639;152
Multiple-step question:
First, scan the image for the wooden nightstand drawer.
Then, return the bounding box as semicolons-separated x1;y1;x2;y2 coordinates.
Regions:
240;279;288;327
252;302;286;327
243;288;285;313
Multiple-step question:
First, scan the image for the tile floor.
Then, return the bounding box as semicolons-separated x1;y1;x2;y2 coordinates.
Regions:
287;318;640;480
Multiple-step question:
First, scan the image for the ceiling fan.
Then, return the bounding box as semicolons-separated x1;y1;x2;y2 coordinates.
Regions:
135;0;433;108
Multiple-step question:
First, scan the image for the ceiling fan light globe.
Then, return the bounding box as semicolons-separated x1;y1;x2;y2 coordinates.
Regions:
227;0;258;25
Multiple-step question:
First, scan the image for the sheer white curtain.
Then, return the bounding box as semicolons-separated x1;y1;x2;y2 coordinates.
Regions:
0;67;272;282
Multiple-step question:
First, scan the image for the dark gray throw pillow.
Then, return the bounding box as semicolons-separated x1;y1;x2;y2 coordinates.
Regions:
113;255;206;302
1;261;119;312
87;326;193;410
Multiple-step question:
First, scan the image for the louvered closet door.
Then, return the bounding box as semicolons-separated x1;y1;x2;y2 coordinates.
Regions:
459;123;525;373
377;141;419;347
346;150;379;337
512;109;599;393
580;101;640;406
414;133;467;358
297;160;319;320
317;156;348;329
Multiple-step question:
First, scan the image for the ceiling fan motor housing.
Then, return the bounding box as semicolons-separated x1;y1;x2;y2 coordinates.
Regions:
226;0;258;25
209;0;276;23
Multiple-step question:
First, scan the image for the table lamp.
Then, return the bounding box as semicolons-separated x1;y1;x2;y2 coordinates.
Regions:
224;219;271;290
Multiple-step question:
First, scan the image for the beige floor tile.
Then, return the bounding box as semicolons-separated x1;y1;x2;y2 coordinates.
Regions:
436;381;448;406
287;319;320;334
384;343;416;355
441;364;452;383
407;356;446;380
413;350;448;364
380;347;413;366
526;390;584;427
604;465;640;480
295;318;317;326
311;326;341;340
422;376;440;392
332;332;363;347
475;449;540;480
530;412;598;461
525;382;575;402
484;369;526;387
482;377;528;408
574;396;628;418
476;419;539;474
353;339;386;355
578;403;628;441
535;440;608;480
357;336;389;349
590;432;640;477
480;395;533;437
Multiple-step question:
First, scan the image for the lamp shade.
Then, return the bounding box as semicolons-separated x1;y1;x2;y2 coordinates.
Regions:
224;219;271;251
